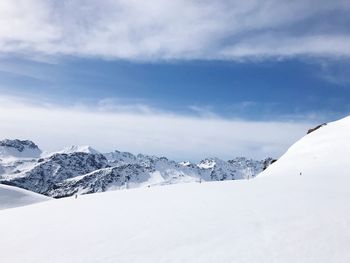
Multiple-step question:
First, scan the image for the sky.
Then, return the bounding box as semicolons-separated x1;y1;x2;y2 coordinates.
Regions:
0;0;349;161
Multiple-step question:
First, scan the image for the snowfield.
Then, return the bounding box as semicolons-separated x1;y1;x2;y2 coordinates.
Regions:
0;116;349;263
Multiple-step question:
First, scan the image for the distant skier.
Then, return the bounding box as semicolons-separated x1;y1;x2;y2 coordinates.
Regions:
300;172;302;176
75;194;78;199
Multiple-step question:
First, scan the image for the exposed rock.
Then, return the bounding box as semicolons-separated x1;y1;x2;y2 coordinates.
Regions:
307;123;327;134
47;164;152;198
262;157;277;171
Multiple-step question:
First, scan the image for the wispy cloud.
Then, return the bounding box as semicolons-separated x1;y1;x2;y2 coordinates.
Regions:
0;95;316;161
0;0;349;60
188;105;218;118
318;59;350;86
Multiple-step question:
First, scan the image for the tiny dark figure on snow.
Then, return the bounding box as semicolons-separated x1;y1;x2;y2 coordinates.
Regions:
300;172;302;176
75;194;78;199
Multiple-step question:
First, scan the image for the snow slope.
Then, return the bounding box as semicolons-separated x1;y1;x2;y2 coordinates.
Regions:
0;116;349;262
0;184;50;210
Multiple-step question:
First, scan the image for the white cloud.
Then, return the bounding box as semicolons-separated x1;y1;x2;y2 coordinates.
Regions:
0;96;315;161
221;34;350;59
0;0;349;60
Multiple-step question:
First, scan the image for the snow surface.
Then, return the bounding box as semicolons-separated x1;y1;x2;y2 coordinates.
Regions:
0;184;50;210
0;116;350;262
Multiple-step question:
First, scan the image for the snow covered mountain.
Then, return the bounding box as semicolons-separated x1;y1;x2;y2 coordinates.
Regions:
46;164;152;198
0;139;42;179
0;139;273;198
0;139;42;159
0;116;349;263
2;152;109;195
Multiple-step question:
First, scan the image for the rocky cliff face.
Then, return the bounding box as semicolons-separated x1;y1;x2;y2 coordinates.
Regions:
47;164;153;198
2;152;109;195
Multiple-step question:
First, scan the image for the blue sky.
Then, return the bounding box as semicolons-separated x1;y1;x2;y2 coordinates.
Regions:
1;56;349;120
0;0;349;161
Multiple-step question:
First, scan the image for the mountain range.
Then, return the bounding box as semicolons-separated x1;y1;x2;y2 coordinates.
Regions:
0;139;275;198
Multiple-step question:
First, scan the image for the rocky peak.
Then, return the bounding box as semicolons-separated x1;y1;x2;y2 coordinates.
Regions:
103;150;137;166
197;158;218;169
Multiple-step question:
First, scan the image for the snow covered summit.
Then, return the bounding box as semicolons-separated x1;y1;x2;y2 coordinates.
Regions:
0;139;42;159
56;145;100;155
